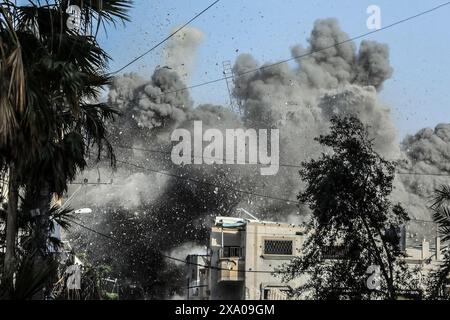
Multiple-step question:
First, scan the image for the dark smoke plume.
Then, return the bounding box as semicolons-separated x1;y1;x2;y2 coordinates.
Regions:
68;19;441;298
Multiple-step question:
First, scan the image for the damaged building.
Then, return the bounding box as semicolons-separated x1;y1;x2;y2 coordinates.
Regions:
186;216;448;300
187;215;308;300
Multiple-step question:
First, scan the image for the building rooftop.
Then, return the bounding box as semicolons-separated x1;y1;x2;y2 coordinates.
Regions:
214;216;304;230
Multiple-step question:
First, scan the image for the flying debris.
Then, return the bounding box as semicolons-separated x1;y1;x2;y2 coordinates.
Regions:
69;18;443;299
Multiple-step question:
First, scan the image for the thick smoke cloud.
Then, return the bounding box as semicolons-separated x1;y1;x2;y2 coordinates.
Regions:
230;19;399;218
403;124;450;173
319;85;399;159
108;69;193;141
163;26;204;81
292;18;393;90
392;124;450;219
69;18;442;298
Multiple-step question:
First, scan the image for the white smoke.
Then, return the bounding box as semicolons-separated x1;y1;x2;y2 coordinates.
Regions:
163;26;204;81
230;18;400;217
69;18;446;297
75;17;420;227
78;167;169;209
166;242;207;266
395;124;450;219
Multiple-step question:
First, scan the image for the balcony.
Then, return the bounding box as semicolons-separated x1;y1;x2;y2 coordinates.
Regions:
217;258;245;282
217;246;244;282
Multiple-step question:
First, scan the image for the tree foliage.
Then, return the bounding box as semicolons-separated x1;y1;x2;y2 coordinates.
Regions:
425;185;450;299
0;0;131;298
284;116;419;300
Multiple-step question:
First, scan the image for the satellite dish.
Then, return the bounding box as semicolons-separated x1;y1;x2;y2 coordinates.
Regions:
74;208;92;215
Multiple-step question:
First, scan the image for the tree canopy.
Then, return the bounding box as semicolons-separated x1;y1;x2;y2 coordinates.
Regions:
284;116;419;300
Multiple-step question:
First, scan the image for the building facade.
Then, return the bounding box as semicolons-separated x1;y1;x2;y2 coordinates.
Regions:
186;216;449;300
187;216;307;300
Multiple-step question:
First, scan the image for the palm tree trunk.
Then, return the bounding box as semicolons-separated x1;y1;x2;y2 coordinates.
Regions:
23;182;52;255
3;162;19;293
32;182;51;254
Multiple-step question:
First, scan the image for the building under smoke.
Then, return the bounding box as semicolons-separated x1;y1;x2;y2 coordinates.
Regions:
66;19;449;299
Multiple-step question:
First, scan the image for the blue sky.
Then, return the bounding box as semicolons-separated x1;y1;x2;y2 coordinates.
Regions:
44;1;450;139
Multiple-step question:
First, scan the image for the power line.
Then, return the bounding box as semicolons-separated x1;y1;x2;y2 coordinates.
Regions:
116;159;298;203
119;1;450;98
118;144;450;178
107;2;450;176
65;212;436;277
69;182;114;185
66;217;287;274
114;157;450;207
64;165;445;227
116;145;303;169
410;218;435;224
66;158;440;226
396;172;450;177
110;0;220;75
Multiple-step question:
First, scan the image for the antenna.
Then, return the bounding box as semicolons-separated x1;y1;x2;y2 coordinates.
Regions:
237;208;259;221
222;60;242;114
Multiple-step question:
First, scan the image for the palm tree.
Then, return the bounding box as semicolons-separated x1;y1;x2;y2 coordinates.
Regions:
0;3;27;291
428;185;450;298
0;0;131;296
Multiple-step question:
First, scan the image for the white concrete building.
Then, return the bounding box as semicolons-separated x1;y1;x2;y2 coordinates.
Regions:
186;216;449;300
187;216;307;300
186;254;210;300
402;220;444;271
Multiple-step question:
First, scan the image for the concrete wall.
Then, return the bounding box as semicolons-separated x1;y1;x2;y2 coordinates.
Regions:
243;221;306;300
202;217;446;300
208;220;307;300
186;255;210;300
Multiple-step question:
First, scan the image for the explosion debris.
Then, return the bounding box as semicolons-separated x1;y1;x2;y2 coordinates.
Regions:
69;18;446;299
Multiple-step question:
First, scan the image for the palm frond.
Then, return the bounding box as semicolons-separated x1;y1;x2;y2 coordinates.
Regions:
0;28;25;146
10;252;58;299
80;102;118;166
431;185;450;209
432;205;450;242
86;0;132;25
48;205;76;231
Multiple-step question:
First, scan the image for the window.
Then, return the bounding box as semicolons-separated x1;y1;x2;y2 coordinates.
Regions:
264;240;293;255
220;246;242;258
263;287;291;300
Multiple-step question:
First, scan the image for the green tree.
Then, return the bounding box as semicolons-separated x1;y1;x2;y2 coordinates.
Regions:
284;116;417;300
426;186;450;299
0;0;131;296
